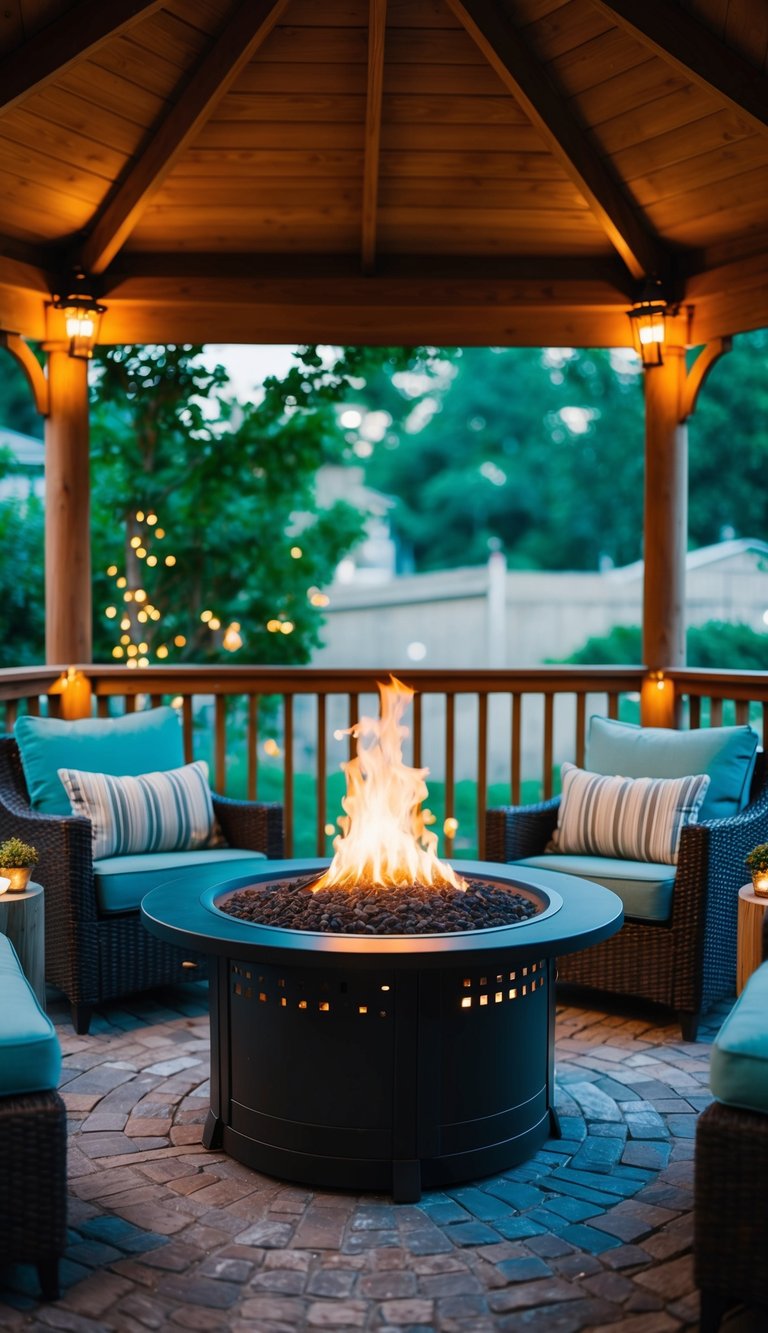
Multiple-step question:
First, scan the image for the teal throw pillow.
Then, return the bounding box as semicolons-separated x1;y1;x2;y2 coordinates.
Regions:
15;706;185;816
587;716;758;822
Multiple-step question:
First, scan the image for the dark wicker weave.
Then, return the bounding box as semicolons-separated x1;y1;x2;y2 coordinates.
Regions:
0;1089;67;1300
0;736;284;1033
693;914;768;1331
486;752;768;1039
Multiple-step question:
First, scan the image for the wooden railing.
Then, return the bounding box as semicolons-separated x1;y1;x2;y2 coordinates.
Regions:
1;664;767;859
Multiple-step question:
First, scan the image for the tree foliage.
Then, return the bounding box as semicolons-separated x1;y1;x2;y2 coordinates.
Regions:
561;621;768;670
90;344;372;664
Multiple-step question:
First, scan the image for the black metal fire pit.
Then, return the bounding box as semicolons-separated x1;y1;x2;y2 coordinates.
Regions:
142;860;622;1202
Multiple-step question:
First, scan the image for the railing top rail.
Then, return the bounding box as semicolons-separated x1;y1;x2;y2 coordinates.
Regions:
0;663;647;697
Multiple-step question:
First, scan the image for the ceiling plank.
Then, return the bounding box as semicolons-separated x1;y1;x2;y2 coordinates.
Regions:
361;0;386;274
445;0;669;280
0;0;164;115
591;0;768;137
78;0;291;275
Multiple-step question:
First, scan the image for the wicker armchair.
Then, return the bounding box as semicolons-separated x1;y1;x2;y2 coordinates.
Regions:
486;752;768;1039
0;736;284;1034
694;914;768;1332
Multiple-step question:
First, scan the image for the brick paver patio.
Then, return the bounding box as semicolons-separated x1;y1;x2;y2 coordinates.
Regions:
0;988;758;1331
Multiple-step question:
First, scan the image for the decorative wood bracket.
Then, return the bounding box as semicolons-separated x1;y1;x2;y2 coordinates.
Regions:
679;337;732;422
0;332;49;415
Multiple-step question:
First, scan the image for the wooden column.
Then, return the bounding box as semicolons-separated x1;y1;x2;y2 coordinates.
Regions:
44;349;91;663
642;345;687;673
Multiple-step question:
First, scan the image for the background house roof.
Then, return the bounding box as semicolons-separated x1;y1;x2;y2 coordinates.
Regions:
0;0;766;345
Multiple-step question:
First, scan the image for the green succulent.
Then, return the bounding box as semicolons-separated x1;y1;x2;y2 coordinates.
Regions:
0;837;39;867
745;843;768;874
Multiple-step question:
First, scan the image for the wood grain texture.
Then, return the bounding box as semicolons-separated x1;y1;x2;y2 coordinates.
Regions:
361;0;385;271
737;886;768;994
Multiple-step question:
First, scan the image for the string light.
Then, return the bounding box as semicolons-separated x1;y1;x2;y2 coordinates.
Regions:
157;645;169;659
174;635;186;647
112;646;124;658
135;511;145;522
209;617;221;631
147;513;157;525
105;606;117;618
147;555;157;567
165;555;176;567
201;610;213;623
290;546;303;558
120;618;130;631
117;576;127;588
130;536;141;549
107;564;117;576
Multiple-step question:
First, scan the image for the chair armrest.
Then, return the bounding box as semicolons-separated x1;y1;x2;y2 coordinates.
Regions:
212;794;284;859
0;786;96;927
486;797;560;862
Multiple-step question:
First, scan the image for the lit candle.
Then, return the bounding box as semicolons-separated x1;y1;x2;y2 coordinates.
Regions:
753;873;768;897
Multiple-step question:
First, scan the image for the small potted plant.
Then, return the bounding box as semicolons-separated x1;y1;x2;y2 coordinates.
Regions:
745;843;768;898
0;837;39;893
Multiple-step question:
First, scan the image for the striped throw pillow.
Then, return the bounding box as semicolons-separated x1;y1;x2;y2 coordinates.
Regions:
58;760;215;860
550;762;711;865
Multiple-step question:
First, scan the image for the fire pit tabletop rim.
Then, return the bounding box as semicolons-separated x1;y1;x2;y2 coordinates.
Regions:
141;859;624;968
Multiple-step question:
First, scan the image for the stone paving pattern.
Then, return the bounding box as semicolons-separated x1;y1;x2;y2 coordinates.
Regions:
0;987;759;1332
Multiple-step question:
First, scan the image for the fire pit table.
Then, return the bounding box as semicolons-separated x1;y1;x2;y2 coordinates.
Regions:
142;858;622;1202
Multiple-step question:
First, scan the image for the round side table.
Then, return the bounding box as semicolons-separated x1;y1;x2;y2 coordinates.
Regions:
737;883;768;995
0;881;45;1007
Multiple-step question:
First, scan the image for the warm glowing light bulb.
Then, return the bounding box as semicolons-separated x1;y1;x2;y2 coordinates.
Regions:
120;617;130;631
310;592;330;607
209;617;221;631
117;576;127;588
136;546;147;558
157;645;169;659
126;659;138;670
165;555;176;567
135;510;145;522
280;621;294;634
138;642;148;653
263;738;281;757
127;644;138;657
155;528;165;539
138;657;149;668
134;589;146;603
112;646;124;658
174;634;186;647
290;546;303;558
201;610;213;622
137;610;148;623
105;606;117;618
150;609;161;620
120;634;130;645
107;564;118;576
147;555;157;567
130;536;141;549
267;619;281;632
124;591;134;602
147;513;157;525
324;823;336;837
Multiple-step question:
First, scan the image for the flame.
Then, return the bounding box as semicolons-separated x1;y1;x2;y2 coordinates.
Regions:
311;676;466;892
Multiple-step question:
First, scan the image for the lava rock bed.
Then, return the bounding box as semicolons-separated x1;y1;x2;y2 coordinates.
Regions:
218;875;542;935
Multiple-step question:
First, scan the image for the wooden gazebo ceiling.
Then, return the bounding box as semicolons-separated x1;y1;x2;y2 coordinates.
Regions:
0;0;766;347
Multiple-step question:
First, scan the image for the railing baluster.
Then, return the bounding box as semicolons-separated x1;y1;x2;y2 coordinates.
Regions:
247;695;258;801
543;693;554;799
736;700;750;725
689;695;701;729
124;695;136;714
575;693;586;768
348;693;358;762
477;692;488;859
182;697;194;762
445;693;456;857
607;691;619;720
284;694;294;857
710;697;723;726
511;693;521;804
412;691;422;769
28;696;40;717
4;700;16;732
316;694;327;856
97;697;109;719
215;696;226;792
150;693;162;709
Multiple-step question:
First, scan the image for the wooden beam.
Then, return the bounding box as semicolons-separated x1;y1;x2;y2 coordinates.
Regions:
0;0;164;115
45;350;91;663
445;0;669;280
591;0;768;138
78;0;291;275
361;0;387;274
0;333;48;415
642;347;688;670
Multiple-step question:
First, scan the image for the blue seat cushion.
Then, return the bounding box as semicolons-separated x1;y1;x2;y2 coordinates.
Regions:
514;853;675;923
94;847;268;914
587;716;757;822
15;706;185;816
0;935;61;1097
710;963;768;1114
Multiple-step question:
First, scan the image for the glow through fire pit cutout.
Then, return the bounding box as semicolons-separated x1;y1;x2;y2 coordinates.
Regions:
310;676;467;893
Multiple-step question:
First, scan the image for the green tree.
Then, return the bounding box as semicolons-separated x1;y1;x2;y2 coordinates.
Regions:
363;346;645;571
91;345;367;664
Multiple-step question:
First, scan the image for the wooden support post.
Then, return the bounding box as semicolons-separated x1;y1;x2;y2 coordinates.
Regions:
642;345;687;676
44;349;91;664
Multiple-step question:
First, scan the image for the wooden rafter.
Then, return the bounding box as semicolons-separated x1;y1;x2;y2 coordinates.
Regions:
445;0;668;280
361;0;387;274
78;0;291;275
0;0;164;116
591;0;768;138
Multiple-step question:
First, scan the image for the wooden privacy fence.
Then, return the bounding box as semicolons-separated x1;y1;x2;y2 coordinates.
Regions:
0;665;767;859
